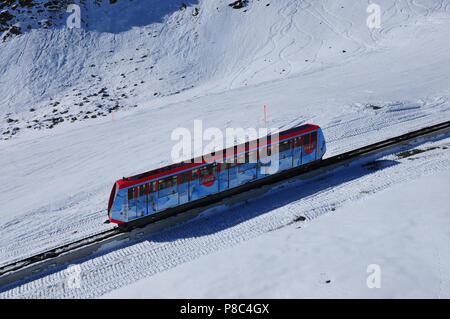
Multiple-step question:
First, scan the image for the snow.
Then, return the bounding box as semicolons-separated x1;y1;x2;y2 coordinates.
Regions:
0;0;449;297
104;170;450;298
2;134;449;298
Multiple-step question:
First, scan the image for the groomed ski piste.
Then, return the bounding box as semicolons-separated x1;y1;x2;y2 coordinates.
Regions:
0;0;449;298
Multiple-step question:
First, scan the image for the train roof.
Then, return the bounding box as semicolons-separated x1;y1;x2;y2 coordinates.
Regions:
116;123;320;189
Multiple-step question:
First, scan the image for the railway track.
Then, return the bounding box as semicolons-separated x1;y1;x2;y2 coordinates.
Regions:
1;120;449;288
0;228;120;278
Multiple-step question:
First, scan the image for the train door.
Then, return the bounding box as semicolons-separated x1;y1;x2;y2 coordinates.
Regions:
301;131;318;164
127;187;138;220
234;152;247;186
218;163;229;192
157;175;178;211
248;149;258;181
189;168;200;201
228;160;239;189
146;181;157;214
293;136;302;167
237;150;257;184
136;184;147;218
257;145;274;177
178;171;189;205
278;139;293;171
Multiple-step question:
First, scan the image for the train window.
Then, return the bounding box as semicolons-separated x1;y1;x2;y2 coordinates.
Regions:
259;147;267;159
236;143;246;153
108;184;118;213
246;149;256;163
179;171;190;184
237;152;245;164
158;175;178;190
271;142;279;155
128;188;134;200
279;140;291;153
191;168;199;180
218;163;226;172
224;146;235;159
149;181;157;192
311;131;317;143
200;163;217;177
226;154;237;165
139;185;145;197
259;146;271;158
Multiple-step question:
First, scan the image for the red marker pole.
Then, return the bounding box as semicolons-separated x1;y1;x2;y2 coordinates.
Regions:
264;104;267;124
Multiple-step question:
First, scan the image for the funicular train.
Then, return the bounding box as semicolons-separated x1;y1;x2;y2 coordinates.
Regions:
107;124;326;229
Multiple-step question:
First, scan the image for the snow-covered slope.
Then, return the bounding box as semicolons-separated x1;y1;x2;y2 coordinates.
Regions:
1;0;449;139
104;169;450;299
0;0;449;297
3;129;450;298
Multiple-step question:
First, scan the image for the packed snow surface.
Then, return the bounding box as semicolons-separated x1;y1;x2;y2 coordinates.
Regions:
2;131;450;298
104;167;450;299
0;0;449;297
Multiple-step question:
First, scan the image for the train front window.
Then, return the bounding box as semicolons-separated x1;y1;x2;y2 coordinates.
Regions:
311;131;317;144
108;184;118;213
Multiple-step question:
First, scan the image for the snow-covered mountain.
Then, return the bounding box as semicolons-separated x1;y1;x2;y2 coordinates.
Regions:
0;0;449;298
2;0;448;140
